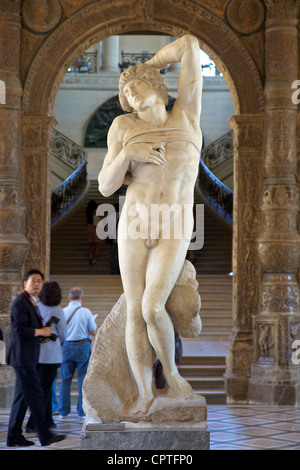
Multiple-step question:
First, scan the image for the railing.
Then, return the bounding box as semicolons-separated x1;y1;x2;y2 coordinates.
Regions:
51;130;88;224
118;51;169;74
67;51;97;74
118;50;221;75
198;159;233;224
201;131;233;170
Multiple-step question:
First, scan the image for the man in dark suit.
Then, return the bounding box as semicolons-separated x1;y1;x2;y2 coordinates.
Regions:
6;269;66;447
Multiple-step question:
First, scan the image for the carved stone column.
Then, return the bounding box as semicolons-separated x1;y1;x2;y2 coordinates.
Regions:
224;115;264;403
0;0;28;406
248;0;300;405
22;115;57;279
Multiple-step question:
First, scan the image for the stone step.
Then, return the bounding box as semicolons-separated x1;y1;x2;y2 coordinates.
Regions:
179;364;226;377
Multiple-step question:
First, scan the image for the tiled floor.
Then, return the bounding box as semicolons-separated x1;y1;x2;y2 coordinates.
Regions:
208;405;300;450
1;405;300;450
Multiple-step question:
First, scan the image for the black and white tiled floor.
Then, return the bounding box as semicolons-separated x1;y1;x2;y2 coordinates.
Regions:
1;405;300;450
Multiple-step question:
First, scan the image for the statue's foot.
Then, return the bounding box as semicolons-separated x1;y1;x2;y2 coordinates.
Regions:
127;396;154;416
166;372;195;399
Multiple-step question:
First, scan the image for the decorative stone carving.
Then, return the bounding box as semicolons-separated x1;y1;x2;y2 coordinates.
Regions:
257;323;275;361
226;0;265;35
261;276;300;314
22;0;61;33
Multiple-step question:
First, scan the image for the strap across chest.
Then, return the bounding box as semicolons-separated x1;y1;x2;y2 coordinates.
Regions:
67;306;82;325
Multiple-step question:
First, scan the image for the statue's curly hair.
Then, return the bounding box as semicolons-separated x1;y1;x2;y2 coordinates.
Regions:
119;63;169;112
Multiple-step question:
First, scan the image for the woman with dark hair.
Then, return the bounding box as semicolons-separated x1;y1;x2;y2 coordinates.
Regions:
26;282;68;432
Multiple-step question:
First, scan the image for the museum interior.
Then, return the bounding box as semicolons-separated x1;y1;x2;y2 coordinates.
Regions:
1;0;300;451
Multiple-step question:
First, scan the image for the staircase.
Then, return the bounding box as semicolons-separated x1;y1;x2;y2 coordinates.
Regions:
50;180;118;275
50;179;232;405
179;347;227;405
50;180;232;276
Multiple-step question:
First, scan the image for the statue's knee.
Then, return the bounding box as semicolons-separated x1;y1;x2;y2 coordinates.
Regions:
142;300;163;326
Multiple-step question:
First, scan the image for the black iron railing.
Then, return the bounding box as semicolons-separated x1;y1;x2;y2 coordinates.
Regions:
67;51;97;74
201;131;233;170
118;50;221;75
118;51;168;73
198;159;233;224
51;130;87;224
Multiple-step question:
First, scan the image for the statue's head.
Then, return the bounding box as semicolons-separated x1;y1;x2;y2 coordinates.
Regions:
119;63;168;112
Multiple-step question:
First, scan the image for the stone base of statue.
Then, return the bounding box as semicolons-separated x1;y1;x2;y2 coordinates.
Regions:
81;394;209;450
81;418;210;450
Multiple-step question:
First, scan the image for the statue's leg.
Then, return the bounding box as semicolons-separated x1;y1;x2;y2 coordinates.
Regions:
118;236;156;414
142;237;194;399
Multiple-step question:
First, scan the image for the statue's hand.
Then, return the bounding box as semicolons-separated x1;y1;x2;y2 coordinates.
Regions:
124;142;166;166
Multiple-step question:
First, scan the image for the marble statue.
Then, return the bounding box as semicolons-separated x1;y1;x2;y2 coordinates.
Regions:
83;35;204;423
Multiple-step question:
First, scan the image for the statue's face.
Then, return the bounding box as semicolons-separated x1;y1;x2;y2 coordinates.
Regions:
123;79;158;112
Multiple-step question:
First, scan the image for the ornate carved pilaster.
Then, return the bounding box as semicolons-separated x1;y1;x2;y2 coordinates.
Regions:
0;0;27;406
225;115;264;403
249;0;300;405
22;115;57;279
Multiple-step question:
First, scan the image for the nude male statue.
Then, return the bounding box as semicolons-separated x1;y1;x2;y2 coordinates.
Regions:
98;35;202;415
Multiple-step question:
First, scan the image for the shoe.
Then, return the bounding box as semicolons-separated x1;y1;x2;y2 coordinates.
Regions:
42;433;66;446
7;436;35;447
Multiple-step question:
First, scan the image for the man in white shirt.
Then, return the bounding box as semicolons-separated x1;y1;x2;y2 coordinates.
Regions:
58;287;97;418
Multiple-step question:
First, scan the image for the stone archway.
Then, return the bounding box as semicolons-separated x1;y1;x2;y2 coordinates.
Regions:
22;0;264;276
19;1;266;406
22;3;263;116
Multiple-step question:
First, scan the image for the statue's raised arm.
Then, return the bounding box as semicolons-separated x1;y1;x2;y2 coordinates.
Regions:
146;35;202;120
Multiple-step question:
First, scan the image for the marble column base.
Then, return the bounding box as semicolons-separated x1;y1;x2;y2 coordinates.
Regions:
81;421;210;450
249;364;300;406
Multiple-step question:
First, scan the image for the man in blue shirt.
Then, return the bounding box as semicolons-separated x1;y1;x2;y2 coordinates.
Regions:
58;287;97;418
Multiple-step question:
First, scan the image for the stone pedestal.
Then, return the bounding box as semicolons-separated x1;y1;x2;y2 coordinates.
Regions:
81;421;210;450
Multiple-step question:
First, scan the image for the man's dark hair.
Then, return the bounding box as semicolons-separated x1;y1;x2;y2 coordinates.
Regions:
38;281;62;307
24;269;44;282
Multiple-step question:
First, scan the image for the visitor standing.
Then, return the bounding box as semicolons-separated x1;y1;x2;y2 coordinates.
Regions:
58;287;97;418
6;269;66;447
25;281;68;431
